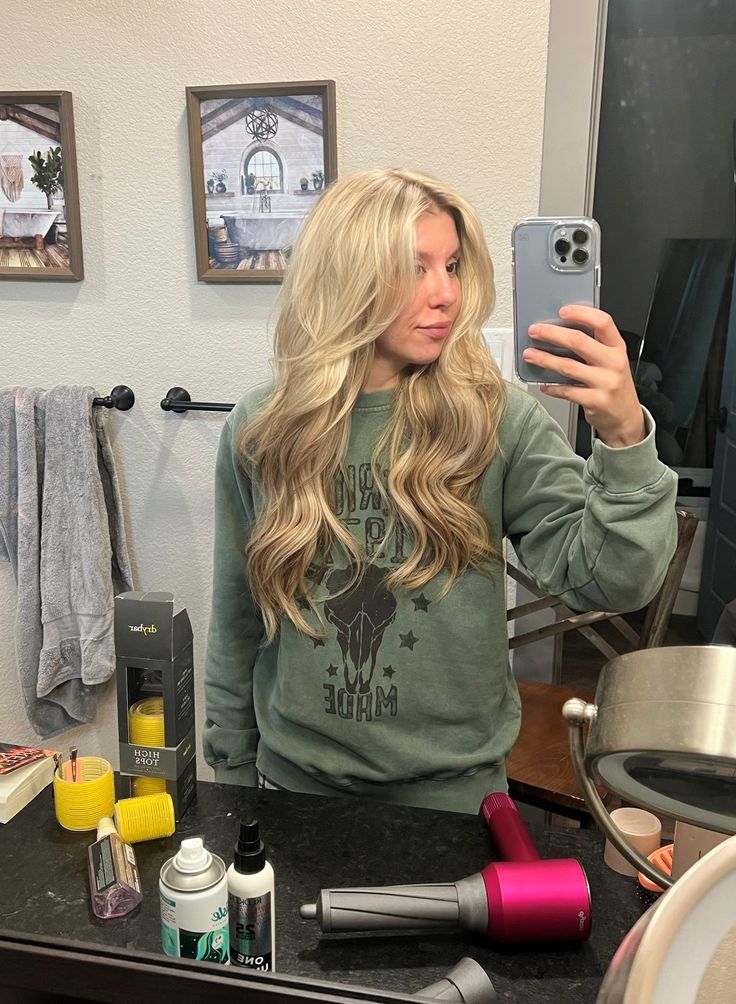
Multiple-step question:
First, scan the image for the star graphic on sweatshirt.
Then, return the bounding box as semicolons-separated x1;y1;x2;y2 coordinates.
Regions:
326;664;338;677
312;637;325;648
399;630;418;651
383;665;395;679
412;593;431;612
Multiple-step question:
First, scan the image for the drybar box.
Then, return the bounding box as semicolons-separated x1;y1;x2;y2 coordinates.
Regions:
114;591;196;819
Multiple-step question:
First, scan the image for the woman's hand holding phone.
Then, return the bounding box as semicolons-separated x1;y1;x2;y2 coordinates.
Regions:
522;304;646;449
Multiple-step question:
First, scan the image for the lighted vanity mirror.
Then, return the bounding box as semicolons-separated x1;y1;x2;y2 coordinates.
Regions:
565;645;736;887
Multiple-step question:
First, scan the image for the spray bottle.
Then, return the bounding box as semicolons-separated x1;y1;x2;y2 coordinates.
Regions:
87;816;143;919
227;819;275;970
159;837;229;963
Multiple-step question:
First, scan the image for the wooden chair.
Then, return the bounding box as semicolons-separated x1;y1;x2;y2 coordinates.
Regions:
507;509;699;677
506;681;601;823
505;509;699;821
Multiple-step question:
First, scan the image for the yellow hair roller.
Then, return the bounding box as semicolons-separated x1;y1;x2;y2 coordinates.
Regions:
128;697;165;745
114;792;176;843
53;756;115;831
128;696;167;795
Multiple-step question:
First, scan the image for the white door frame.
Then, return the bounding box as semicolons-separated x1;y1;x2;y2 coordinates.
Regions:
536;0;608;443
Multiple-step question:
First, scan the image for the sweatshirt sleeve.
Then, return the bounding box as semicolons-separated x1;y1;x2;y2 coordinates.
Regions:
502;398;678;612
203;412;264;786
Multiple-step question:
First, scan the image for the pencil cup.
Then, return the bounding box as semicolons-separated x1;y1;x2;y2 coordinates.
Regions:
53;756;115;831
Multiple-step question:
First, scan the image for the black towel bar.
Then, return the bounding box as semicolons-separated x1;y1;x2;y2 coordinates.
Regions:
93;386;135;410
160;387;235;414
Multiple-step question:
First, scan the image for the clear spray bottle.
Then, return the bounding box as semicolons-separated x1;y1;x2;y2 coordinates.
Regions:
227;819;275;970
87;816;143;919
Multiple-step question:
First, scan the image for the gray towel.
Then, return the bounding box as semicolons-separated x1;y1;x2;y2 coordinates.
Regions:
0;385;133;738
0;385;70;737
0;385;23;571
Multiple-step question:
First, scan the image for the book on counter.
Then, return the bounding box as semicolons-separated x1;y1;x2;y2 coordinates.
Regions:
0;743;57;824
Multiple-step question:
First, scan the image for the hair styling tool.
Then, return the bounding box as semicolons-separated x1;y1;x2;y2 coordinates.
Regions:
299;793;591;944
479;791;542;862
415;958;496;1003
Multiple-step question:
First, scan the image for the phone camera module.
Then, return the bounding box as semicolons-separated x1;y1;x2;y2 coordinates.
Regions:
572;228;589;245
554;238;571;256
572;248;588;265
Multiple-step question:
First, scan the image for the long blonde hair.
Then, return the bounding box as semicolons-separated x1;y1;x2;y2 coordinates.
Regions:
240;167;506;641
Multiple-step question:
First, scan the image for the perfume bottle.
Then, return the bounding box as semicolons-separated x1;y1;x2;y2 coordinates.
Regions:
87;816;143;919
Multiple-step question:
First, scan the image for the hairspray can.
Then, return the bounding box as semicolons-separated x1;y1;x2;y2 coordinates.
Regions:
159;837;229;963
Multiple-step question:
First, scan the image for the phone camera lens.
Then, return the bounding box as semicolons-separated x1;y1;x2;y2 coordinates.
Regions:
572;228;589;245
572;248;588;265
555;238;571;255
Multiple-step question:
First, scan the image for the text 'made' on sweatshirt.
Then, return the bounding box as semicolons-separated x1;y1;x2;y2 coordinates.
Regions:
204;383;678;814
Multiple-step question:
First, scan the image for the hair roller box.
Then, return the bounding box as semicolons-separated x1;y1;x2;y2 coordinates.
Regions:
113;591;197;821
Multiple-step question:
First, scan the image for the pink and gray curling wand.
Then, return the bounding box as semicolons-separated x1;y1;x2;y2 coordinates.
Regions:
299;793;591;944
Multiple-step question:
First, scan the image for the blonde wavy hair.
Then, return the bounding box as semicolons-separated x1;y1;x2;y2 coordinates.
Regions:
239;167;507;641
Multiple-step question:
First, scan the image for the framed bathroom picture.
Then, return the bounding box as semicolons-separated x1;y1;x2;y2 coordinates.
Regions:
186;80;337;283
0;90;84;281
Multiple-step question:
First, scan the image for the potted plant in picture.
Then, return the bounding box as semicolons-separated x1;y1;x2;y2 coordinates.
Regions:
28;146;63;243
246;172;257;195
207;174;215;194
299;176;309;192
212;169;228;193
311;168;324;191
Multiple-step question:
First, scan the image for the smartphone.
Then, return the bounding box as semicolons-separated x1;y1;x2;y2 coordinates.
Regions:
512;216;601;384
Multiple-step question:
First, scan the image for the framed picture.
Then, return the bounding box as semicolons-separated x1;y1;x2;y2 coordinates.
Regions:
186;80;337;283
0;91;84;281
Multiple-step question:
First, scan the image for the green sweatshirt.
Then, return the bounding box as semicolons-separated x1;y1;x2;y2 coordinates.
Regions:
203;383;678;813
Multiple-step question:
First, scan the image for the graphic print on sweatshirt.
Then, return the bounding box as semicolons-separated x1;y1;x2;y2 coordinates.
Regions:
313;461;432;723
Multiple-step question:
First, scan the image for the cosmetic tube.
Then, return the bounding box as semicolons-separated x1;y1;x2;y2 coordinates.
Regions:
87;816;143;919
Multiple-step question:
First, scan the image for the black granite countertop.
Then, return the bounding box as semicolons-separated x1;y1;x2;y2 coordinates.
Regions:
0;779;650;1003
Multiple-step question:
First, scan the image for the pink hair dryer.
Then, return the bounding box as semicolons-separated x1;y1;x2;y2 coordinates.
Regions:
299;792;591;944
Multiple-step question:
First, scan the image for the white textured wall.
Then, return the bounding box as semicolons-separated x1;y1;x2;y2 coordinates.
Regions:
0;0;550;775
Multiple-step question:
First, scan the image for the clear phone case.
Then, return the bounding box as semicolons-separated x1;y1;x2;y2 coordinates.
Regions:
512;216;601;384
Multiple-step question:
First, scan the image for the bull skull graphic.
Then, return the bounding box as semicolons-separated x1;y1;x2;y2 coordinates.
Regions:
324;565;397;694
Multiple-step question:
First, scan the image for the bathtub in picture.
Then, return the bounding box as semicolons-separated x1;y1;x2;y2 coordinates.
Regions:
220;211;305;252
1;208;60;239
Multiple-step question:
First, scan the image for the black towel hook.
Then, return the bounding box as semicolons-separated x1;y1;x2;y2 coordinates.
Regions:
161;387;234;414
93;385;135;410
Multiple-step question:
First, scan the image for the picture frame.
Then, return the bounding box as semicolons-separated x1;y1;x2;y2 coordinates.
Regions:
185;80;337;284
0;90;84;281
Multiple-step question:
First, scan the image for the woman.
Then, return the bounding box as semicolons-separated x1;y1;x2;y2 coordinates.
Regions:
204;168;677;814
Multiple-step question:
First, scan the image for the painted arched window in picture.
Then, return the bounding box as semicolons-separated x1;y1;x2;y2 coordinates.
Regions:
243;149;283;194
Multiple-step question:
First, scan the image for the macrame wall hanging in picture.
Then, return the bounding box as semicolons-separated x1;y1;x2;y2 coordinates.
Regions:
0;154;24;202
245;106;278;141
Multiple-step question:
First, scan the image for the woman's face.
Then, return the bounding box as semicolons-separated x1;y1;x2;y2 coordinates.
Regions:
366;210;462;391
